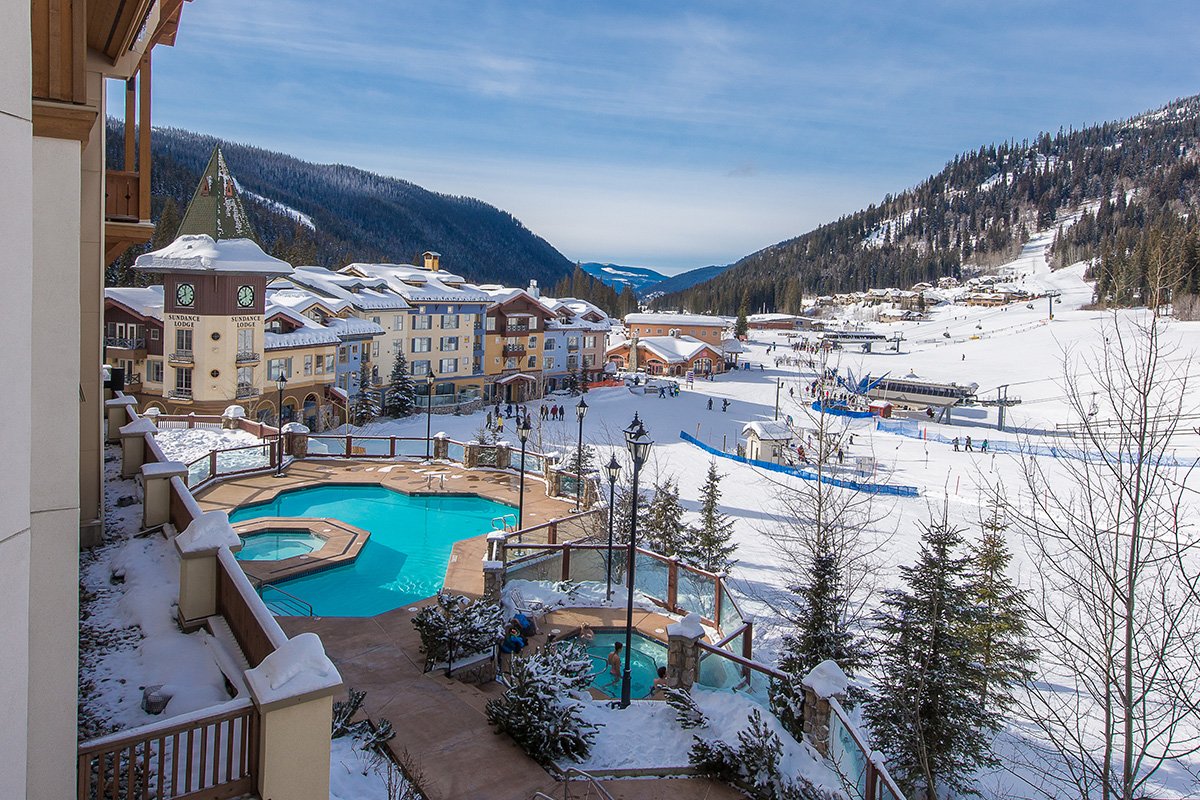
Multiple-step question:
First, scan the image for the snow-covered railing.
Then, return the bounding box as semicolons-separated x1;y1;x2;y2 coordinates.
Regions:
77;698;257;800
216;547;289;667
829;698;906;800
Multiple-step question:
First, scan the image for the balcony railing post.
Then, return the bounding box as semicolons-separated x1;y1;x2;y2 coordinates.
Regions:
209;450;218;479
547;520;557;545
713;576;724;629
561;542;572;582
667;556;679;613
344;435;352;457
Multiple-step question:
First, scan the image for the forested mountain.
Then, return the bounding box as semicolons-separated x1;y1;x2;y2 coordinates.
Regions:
105;123;575;288
580;262;668;295
657;95;1200;316
643;264;729;298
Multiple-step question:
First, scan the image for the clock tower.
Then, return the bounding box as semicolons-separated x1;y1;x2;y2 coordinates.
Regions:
135;148;293;412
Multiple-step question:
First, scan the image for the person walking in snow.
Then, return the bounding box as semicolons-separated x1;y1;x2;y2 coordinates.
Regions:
486;411;493;429
722;399;730;412
952;437;959;451
707;397;713;411
964;435;973;452
659;386;666;398
496;416;505;434
980;439;988;453
837;447;844;465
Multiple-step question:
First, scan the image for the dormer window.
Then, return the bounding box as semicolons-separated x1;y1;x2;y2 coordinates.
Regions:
266;319;284;334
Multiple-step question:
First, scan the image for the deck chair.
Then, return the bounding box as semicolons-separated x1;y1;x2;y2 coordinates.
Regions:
508;588;552;623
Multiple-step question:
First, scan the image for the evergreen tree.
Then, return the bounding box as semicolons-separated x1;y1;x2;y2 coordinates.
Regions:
563;366;580;396
967;496;1035;714
645;478;690;557
350;359;375;426
865;512;998;799
734;293;750;338
563;443;597;476
576;361;589;394
612;480;651;548
681;462;737;572
383;349;417;417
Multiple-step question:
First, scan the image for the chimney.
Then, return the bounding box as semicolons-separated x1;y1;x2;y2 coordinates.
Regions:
528;280;540;299
423;251;440;272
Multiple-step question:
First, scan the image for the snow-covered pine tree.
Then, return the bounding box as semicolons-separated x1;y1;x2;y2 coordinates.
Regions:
563;367;580;396
383;349;417;418
485;641;598;764
351;359;375;426
865;511;997;800
681;462;737;572
734;292;749;339
611;480;650;548
645;478;690;557
562;443;597;476
577;362;589;393
967;493;1035;714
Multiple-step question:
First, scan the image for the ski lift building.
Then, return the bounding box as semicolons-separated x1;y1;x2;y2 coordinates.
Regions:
741;420;794;464
866;376;978;422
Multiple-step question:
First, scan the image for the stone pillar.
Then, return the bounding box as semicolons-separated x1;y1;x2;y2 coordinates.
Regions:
582;475;598;508
281;422;310;457
174;511;242;629
483;560;505;604
495;442;512;469
245;634;342;800
118;418;157;478
463;441;479;468
140;461;187;530
547;469;563;498
800;660;850;759
222;404;247;430
666;613;705;691
432;432;449;460
104;396;138;443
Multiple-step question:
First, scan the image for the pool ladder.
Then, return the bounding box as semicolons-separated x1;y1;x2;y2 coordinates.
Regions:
491;514;518;533
249;576;315;617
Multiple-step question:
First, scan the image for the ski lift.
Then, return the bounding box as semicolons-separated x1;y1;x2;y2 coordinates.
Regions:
1025;303;1034;309
975;323;983;330
942;332;951;339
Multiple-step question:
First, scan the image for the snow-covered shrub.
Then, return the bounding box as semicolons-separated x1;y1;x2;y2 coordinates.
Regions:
411;591;504;665
690;709;836;800
486;640;599;764
663;687;708;729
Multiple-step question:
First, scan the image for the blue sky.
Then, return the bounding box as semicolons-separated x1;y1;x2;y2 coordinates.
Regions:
135;1;1200;273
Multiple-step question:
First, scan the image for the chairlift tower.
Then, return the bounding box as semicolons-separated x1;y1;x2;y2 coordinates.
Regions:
889;333;904;353
1046;290;1062;320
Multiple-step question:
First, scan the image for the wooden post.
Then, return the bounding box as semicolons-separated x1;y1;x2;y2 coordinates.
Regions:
667;556;679;612
137;52;151;221
741;619;754;679
713;578;724;630
344;435;351;456
561;542;572;582
547;520;557;545
208;450;217;480
124;76;136;169
865;762;878;800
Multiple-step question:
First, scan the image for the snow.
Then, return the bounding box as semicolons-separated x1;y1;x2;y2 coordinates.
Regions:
329;735;410;800
119;417;158;435
105;285;165;320
223;405;246;418
242;188;316;230
176;510;241;555
625;312;729;327
244;632;341;704
141;460;187;477
282;422;310;434
154;426;262;464
134;234;293;275
666;612;705;640
803;660;849;699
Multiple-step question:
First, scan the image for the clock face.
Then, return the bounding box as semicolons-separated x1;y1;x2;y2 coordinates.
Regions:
237;284;255;308
176;283;195;307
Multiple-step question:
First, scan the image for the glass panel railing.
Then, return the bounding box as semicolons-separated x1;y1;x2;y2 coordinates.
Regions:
395;438;430;458
559;473;581;497
350;437;391;457
446;442;466;463
695;647;774;709
215;444;271;475
632;551;669;605
829;709;869;800
505;550;563;583
719;585;743;633
567;547;610;584
308;436;347;456
187;457;211;487
519;454;544;474
677;568;717;620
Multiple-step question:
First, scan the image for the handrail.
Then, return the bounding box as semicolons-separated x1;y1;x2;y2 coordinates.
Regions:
260;582;315;617
696;640;786;680
830;697;908;800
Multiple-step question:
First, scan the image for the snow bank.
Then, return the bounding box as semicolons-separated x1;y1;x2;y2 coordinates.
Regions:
222;405;246;419
176;510;240;555
667;612;705;640
154;427;262;465
281;422;310;434
119;417;157;435
803;659;849;699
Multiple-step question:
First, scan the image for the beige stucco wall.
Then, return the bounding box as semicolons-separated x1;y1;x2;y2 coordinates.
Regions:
257;695;335;800
78;71;104;543
0;2;34;794
27;131;84;800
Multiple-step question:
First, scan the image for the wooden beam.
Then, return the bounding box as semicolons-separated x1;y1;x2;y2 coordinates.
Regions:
124;77;136;170
32;99;96;143
137;51;152;222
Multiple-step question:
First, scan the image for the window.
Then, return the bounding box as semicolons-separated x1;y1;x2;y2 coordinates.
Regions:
237;328;254;354
529;336;537;347
584;354;596;367
412;337;432;353
351;344;358;355
441;314;459;329
324;354;335;373
544;357;555;370
237;366;253;385
174;367;192;391
440;336;458;351
505;358;517;370
393;315;405;331
413;315;432;330
544;338;556;350
585;336;596;349
267;358;292;380
147;360;163;383
338;346;348;363
439;358;458;373
486;317;496;332
175;328;193;353
527;356;537;369
372;342;379;358
372;316;381;325
150;328;159;340
304;355;313;375
411;359;431;376
315;355;325;374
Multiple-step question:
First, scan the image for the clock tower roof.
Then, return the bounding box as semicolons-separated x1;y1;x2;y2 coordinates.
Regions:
176;146;260;242
134;234;294;276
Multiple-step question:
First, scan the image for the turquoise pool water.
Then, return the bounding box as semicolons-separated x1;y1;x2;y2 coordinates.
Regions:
228;484;515;616
582;631;664;700
236;531;325;561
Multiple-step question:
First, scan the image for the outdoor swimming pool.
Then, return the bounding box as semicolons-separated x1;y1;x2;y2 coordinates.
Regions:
236;531;326;561
228;484;515;616
582;631;665;699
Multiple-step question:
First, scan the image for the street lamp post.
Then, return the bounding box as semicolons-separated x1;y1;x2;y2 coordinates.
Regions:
603;455;621;603
574;398;588;510
274;373;287;476
517;416;532;528
424;371;436;460
775;378;783;420
620;413;652;709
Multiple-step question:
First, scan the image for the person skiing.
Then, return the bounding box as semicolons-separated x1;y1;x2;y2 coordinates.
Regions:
964;435;973;452
722;399;730;412
836;447;845;464
952;436;959;452
980;439;989;453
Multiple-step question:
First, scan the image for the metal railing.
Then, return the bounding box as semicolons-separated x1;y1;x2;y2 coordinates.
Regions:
235;351;260;363
168;350;193;364
249;577;315;617
105;336;145;349
235;383;259;400
534;768;615;800
167;388;193;400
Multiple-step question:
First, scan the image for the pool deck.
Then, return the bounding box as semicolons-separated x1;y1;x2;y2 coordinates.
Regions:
280;604;738;800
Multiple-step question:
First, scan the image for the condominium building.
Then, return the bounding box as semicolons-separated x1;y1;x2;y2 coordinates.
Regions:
475;284;557;403
533;286;613;391
3;2;186;796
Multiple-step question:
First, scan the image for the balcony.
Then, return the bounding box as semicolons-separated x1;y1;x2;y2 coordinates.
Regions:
236;351;261;364
502;344;526;357
104;170;155;263
168;388;193;401
168;350;194;364
503;324;531;336
105;336;146;350
235;383;260;400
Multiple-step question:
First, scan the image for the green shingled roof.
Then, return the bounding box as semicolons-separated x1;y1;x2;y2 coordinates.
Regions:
176;146;259;242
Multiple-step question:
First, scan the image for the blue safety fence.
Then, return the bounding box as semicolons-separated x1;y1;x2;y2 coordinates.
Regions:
679;431;920;497
874;417;1197;468
810;401;874;419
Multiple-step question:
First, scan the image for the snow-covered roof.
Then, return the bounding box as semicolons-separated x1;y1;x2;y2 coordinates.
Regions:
742;420;793;441
721;338;746;353
342;263;490;304
135;235;293;276
747;313;802;322
283;266;411;311
105;285;165;321
625;312;729;327
611;334;717;363
264;303;342;350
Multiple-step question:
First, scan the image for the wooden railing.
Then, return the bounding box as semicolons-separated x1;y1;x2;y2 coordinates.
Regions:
76;699;257;800
217;548;289;668
105;169;143;221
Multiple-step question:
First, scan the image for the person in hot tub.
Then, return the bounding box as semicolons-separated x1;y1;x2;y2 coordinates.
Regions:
603;641;623;689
